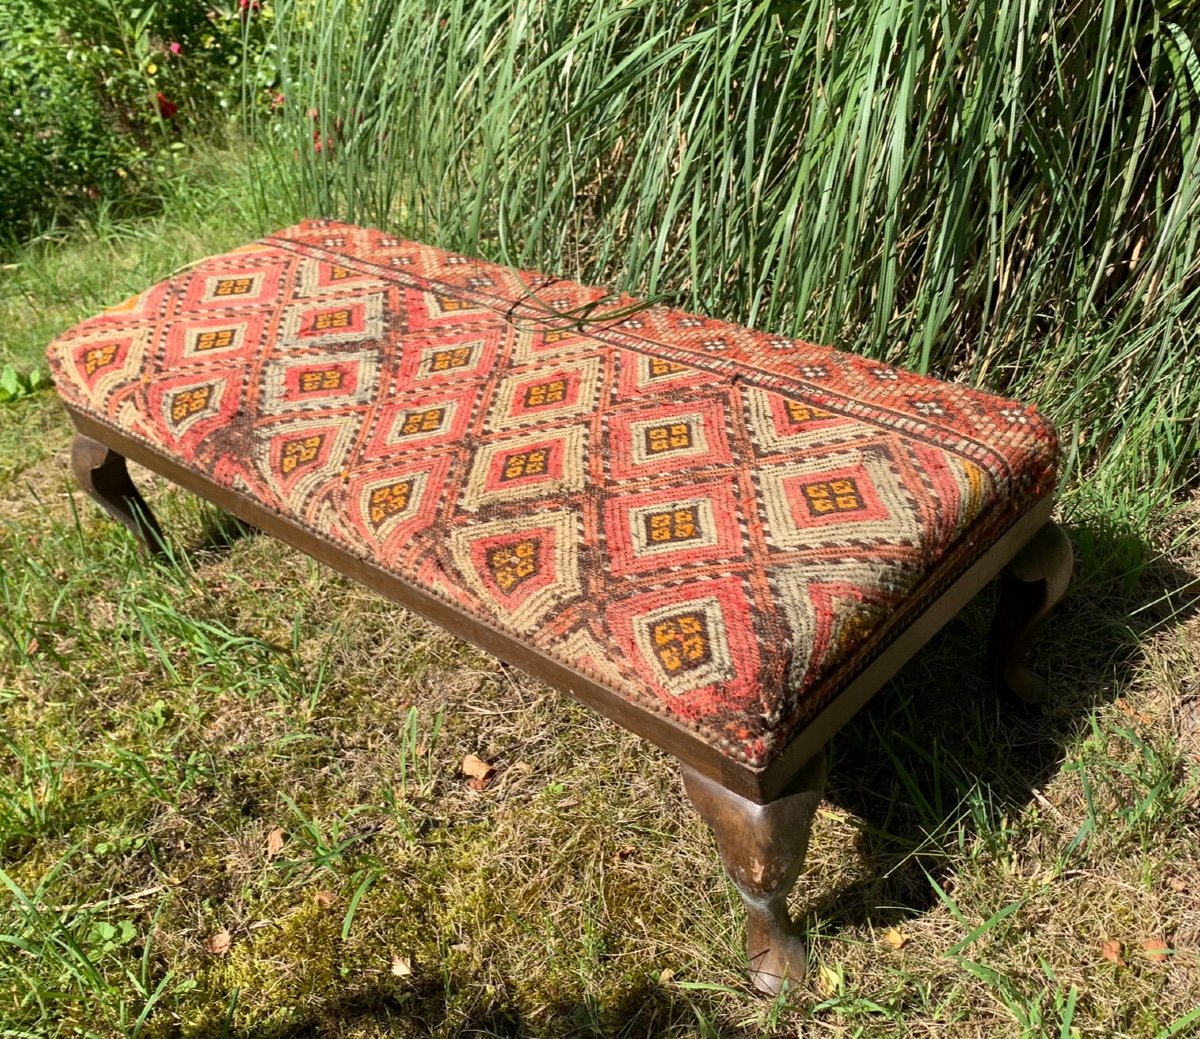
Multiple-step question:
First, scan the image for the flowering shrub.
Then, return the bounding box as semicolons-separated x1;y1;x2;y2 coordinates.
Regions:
1;4;146;241
0;0;279;242
49;0;280;133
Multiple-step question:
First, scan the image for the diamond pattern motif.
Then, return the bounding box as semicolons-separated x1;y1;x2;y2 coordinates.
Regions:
46;219;1060;768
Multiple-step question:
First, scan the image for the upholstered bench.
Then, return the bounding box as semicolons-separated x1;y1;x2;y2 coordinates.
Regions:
46;219;1071;994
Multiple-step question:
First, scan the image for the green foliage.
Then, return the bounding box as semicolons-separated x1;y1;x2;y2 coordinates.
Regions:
0;865;176;1036
266;0;1200;525
44;0;280;130
0;0;278;243
0;3;148;239
0;364;49;404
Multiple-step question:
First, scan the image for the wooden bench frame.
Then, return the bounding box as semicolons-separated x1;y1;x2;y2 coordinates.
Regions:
68;405;1072;994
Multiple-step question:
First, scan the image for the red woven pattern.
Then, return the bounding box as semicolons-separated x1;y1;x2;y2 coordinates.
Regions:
46;220;1059;767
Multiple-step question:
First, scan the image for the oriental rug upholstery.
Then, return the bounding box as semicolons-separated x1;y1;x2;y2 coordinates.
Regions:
46;220;1059;769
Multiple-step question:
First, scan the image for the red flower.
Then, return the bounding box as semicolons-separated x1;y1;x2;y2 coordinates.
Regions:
155;92;178;119
169;41;182;56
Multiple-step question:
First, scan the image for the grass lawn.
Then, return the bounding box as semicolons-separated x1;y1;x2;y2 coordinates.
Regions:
2;151;1200;1037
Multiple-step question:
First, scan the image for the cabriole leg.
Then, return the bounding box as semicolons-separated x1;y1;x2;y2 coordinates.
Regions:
71;433;165;554
681;752;826;995
988;520;1073;705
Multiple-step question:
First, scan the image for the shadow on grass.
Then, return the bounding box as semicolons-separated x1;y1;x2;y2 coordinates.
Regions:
190;510;260;558
813;516;1200;931
219;973;694;1038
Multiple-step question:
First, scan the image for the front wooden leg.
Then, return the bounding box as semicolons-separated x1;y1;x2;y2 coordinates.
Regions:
988;520;1073;705
681;752;826;995
71;433;165;554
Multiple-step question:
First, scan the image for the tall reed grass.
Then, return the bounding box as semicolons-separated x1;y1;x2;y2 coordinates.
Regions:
260;0;1200;527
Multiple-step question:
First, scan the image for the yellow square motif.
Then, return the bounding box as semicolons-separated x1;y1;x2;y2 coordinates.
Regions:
487;539;539;592
214;277;254;296
645;422;693;454
83;343;119;376
195;328;236;352
649;357;686;377
170;386;211;423
430;347;472;372
785;399;830;424
500;449;549;481
523;379;568;408
368;480;413;525
298;368;344;393
311;309;353;332
803;478;864;516
644;507;700;544
398;408;445;436
280;434;323;474
651;613;711;673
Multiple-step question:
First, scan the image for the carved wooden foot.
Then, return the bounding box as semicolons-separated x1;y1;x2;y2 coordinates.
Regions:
682;752;826;994
71;433;165;554
988;520;1073;705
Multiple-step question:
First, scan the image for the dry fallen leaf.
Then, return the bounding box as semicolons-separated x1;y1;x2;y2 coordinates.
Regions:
1115;698;1153;725
314;889;338;908
265;827;286;860
1142;935;1171;963
817;963;841;996
461;753;496;791
883;927;911;950
204;928;231;955
1101;940;1125;965
391;953;413;977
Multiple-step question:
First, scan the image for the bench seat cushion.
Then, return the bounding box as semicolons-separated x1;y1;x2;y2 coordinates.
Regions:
46;220;1058;768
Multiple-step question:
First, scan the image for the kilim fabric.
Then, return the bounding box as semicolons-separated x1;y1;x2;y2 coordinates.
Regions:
46;219;1059;768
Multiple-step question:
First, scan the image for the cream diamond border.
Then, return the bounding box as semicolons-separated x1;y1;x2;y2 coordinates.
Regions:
448;510;582;634
158;378;227;440
758;449;920;551
293;258;384;298
278;292;386;349
743;385;860;454
627;410;712;467
460;425;587;510
626;495;720;560
629;594;735;697
255;417;360;521
354;468;432;543
485;356;601;433
259;350;382;414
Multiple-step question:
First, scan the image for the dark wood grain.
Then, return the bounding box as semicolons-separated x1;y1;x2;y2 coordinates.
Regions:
988;520;1074;705
71;433;165;554
682;752;826;994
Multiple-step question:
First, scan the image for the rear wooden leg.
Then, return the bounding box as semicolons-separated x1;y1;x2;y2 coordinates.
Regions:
71;433;165;554
988;520;1073;705
681;751;826;995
